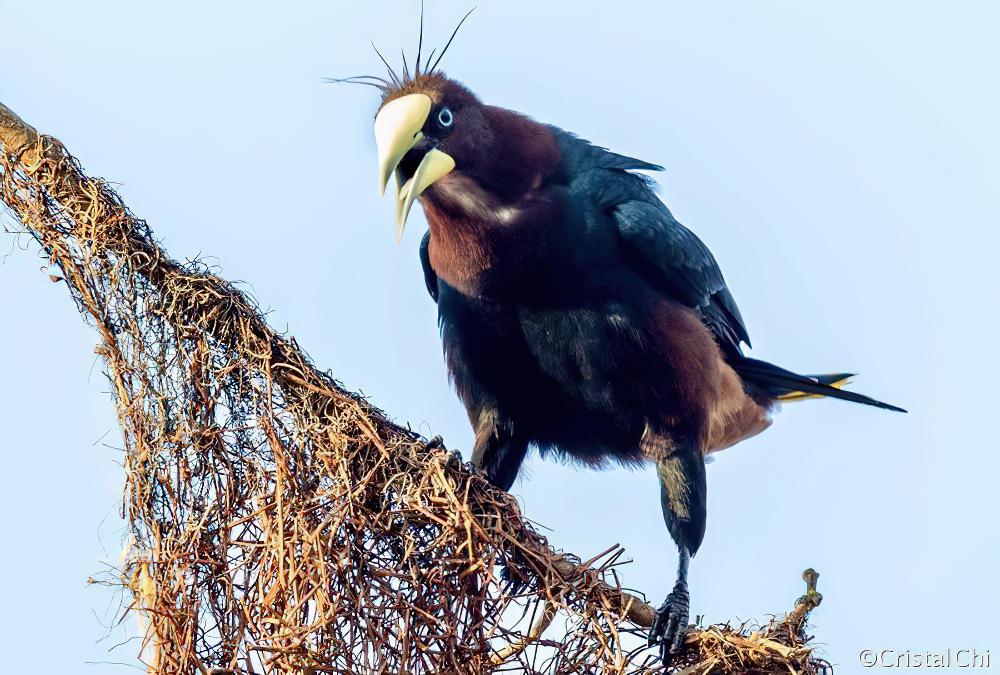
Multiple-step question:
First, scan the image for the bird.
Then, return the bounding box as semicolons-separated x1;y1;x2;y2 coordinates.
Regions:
341;12;905;665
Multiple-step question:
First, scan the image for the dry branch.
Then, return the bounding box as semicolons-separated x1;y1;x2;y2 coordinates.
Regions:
1;99;827;674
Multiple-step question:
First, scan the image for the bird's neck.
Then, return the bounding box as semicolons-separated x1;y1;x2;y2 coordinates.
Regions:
423;197;508;299
422;179;562;300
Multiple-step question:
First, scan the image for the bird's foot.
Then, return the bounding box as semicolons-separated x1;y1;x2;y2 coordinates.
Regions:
649;580;691;666
425;436;465;471
424;435;447;452
444;450;466;471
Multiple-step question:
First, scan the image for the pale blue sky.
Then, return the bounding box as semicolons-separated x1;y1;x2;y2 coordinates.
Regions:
2;1;998;672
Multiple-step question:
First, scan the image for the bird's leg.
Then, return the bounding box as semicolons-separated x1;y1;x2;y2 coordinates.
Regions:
646;435;707;665
650;546;692;663
469;408;528;492
469;407;531;591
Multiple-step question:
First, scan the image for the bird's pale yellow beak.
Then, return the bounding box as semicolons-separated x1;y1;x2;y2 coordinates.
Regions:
374;93;455;242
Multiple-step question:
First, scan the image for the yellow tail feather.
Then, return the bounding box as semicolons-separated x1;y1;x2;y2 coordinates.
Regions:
776;375;854;402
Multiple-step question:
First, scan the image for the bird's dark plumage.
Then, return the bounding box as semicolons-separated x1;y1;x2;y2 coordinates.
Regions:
556;129;750;356
367;68;903;664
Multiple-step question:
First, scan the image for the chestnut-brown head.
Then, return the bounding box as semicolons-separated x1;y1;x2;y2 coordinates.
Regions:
374;73;476;240
375;71;563;242
334;11;560;242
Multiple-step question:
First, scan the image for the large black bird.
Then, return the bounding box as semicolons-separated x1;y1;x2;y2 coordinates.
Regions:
351;24;904;663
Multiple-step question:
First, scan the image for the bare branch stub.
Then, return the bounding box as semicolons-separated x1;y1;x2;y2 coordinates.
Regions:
1;100;827;674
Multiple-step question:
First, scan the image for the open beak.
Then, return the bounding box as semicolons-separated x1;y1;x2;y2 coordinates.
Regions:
374;93;456;242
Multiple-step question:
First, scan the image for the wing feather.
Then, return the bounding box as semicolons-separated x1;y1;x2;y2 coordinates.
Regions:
612;198;750;354
552;127;750;356
419;229;439;303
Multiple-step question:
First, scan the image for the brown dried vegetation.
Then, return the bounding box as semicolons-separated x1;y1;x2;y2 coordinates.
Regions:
1;101;827;674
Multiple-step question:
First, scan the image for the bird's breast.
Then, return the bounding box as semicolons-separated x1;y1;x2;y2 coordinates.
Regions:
425;215;497;298
422;193;568;302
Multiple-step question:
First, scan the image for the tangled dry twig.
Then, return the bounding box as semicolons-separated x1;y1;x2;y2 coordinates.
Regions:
1;100;829;674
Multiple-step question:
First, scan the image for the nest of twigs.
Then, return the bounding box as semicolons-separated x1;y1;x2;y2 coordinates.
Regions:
1;100;829;674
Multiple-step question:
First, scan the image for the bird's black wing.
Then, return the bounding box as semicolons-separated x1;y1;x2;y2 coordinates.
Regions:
612;196;750;356
419;229;440;302
551;128;749;356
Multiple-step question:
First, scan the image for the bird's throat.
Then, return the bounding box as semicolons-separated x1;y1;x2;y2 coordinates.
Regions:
421;171;565;300
423;201;502;298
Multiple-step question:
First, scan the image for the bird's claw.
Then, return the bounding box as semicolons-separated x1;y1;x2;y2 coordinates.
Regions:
425;436;489;480
424;436;465;471
649;581;691;666
444;450;465;471
424;435;446;452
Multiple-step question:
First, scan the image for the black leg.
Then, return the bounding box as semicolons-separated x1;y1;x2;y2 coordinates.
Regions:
469;408;529;492
647;439;707;665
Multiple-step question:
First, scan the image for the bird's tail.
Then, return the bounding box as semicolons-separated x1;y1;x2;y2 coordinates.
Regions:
733;357;906;413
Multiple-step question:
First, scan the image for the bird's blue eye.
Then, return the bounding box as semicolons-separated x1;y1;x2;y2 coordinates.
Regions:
437;107;454;128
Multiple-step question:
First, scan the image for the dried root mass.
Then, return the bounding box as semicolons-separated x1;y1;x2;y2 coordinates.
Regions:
1;101;828;674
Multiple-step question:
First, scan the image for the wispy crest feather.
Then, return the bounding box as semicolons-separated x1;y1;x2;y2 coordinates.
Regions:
324;3;475;98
